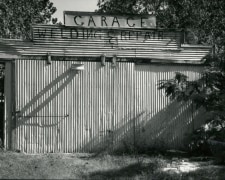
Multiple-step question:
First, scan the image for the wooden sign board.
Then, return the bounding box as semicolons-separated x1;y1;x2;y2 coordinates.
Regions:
33;26;180;48
64;11;156;29
31;25;183;59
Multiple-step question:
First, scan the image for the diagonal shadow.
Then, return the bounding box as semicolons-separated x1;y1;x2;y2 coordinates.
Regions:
14;62;207;153
133;102;206;150
81;100;206;153
15;67;77;152
17;68;75;127
81;111;145;153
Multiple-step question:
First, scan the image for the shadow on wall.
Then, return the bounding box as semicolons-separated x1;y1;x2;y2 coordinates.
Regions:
82;64;206;153
13;68;76;152
82;101;206;153
13;62;206;153
17;68;75;125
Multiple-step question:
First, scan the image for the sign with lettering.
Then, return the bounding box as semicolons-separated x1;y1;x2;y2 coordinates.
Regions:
27;25;210;63
32;25;181;58
64;11;156;29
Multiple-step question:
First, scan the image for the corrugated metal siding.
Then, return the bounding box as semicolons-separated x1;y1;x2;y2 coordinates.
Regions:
15;60;135;153
133;65;204;149
14;60;204;153
15;60;71;153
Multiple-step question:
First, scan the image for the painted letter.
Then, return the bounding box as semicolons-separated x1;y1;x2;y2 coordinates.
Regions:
74;16;84;26
88;16;96;26
112;16;120;27
50;28;54;38
144;32;151;40
94;30;102;39
87;29;96;39
141;17;146;27
70;29;79;39
121;31;127;40
135;31;141;40
61;28;70;39
37;28;46;38
101;16;108;27
127;17;135;27
128;31;134;40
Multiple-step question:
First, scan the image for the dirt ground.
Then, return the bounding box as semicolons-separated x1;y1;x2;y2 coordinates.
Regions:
0;151;225;179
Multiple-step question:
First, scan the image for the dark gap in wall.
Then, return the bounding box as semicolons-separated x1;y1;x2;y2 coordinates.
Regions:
0;63;5;147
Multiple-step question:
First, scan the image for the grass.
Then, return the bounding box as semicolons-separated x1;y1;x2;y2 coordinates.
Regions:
0;150;225;179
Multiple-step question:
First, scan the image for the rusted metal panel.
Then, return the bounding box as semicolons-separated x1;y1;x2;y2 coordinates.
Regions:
14;60;204;153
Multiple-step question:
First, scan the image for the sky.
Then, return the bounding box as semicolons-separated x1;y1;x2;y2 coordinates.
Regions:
51;0;99;23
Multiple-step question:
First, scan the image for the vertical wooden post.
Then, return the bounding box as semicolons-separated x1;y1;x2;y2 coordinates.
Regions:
11;61;16;150
4;61;12;149
133;66;136;152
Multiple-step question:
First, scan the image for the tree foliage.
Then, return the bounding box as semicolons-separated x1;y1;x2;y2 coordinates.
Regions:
0;0;57;39
98;0;225;51
156;1;225;146
97;0;165;14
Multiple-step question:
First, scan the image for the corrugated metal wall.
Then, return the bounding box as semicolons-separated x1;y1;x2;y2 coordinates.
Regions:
133;65;204;149
13;59;204;153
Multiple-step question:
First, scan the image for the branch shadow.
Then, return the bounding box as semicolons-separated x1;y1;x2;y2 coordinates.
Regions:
82;100;206;153
81;64;206;153
88;160;225;180
88;162;157;180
